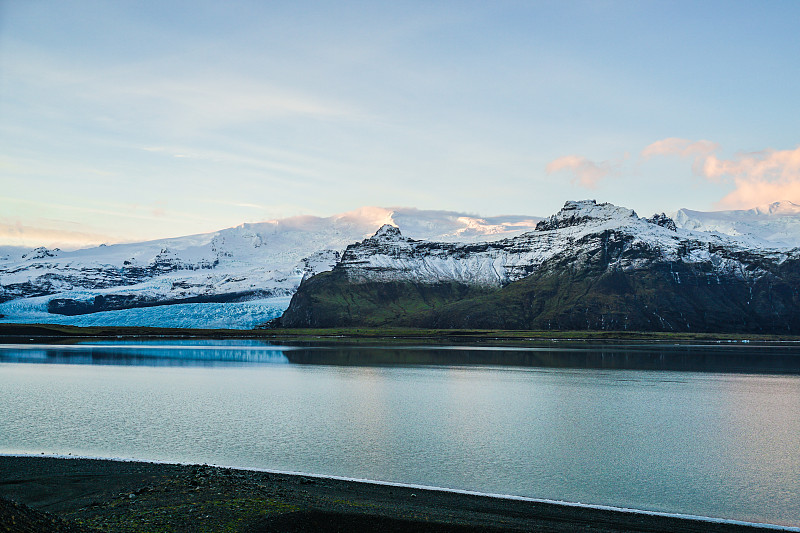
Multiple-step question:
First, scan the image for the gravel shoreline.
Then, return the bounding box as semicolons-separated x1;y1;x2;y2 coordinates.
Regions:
0;456;793;532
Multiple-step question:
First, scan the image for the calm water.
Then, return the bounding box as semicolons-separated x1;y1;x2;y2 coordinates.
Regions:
1;341;799;527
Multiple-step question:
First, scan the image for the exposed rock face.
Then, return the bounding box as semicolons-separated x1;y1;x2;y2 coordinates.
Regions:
6;200;800;331
279;201;800;333
535;200;637;231
646;213;677;231
0;208;539;323
1;257;218;304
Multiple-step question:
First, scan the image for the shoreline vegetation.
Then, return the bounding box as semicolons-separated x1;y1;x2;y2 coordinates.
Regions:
3;322;800;342
0;456;794;533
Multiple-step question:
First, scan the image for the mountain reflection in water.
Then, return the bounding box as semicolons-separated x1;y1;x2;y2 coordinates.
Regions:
1;340;799;527
1;340;799;372
283;343;800;374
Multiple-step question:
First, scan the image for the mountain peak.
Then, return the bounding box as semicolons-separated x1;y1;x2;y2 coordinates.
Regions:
371;224;403;240
535;200;638;231
21;246;60;260
646;213;677;231
752;200;800;216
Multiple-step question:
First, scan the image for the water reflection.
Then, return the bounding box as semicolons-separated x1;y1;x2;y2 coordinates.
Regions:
284;343;800;373
716;375;800;516
2;340;799;372
1;351;799;526
0;340;290;366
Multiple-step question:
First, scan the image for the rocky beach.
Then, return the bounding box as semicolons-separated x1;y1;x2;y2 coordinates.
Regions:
0;456;790;533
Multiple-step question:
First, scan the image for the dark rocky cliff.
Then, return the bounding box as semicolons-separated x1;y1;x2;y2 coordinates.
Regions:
277;202;800;333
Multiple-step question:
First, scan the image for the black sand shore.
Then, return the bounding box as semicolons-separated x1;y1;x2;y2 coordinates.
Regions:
0;456;792;533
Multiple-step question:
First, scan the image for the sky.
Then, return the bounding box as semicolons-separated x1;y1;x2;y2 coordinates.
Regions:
2;0;799;249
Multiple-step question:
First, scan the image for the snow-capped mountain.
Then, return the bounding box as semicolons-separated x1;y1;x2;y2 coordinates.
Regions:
0;207;540;329
322;201;784;288
5;199;800;331
279;201;800;333
672;201;800;248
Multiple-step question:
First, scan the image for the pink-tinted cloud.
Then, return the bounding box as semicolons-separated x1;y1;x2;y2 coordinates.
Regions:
641;138;719;159
716;178;800;210
704;147;800;208
0;222;114;250
545;155;622;188
642;138;800;209
641;137;720;175
546;140;800;209
702;147;800;182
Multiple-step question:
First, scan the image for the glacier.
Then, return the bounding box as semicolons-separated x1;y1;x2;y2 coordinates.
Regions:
3;201;800;329
0;295;292;330
0;207;539;329
672;201;800;248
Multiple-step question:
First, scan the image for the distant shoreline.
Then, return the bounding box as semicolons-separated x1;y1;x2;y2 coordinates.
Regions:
1;455;796;532
4;322;800;343
4;324;800;373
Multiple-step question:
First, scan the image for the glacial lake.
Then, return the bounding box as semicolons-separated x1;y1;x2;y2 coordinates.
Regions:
1;340;799;528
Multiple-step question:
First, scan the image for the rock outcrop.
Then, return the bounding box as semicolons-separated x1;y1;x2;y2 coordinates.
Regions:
278;200;800;333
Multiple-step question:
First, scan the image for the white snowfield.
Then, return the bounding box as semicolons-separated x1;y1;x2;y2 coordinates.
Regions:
339;200;795;288
0;207;540;328
672;201;800;248
1;201;799;329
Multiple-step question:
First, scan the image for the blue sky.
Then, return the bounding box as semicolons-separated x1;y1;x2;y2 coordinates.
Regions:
2;1;799;248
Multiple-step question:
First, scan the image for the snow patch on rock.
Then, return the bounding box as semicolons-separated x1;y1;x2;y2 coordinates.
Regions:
0;207;540;327
333;200;792;289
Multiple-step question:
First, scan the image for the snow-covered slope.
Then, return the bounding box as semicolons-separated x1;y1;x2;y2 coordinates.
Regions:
0;207;540;328
673;201;800;248
6;199;800;330
280;201;800;332
333;200;790;288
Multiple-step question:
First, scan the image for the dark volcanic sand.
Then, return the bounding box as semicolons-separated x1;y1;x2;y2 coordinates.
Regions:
0;456;787;533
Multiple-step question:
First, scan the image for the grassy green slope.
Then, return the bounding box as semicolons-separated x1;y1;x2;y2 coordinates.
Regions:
279;271;494;328
279;259;800;334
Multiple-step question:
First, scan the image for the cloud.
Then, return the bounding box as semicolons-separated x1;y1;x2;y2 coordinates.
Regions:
641;138;719;159
546;140;800;208
702;147;800;182
137;145;322;181
641;138;720;175
704;147;800;208
0;222;115;250
117;77;358;127
545;155;622;188
641;138;800;209
4;42;363;137
716;178;800;210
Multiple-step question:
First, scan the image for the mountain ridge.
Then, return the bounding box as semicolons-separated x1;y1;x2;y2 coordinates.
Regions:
672;200;800;248
0;207;540;328
278;201;800;333
3;200;800;330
